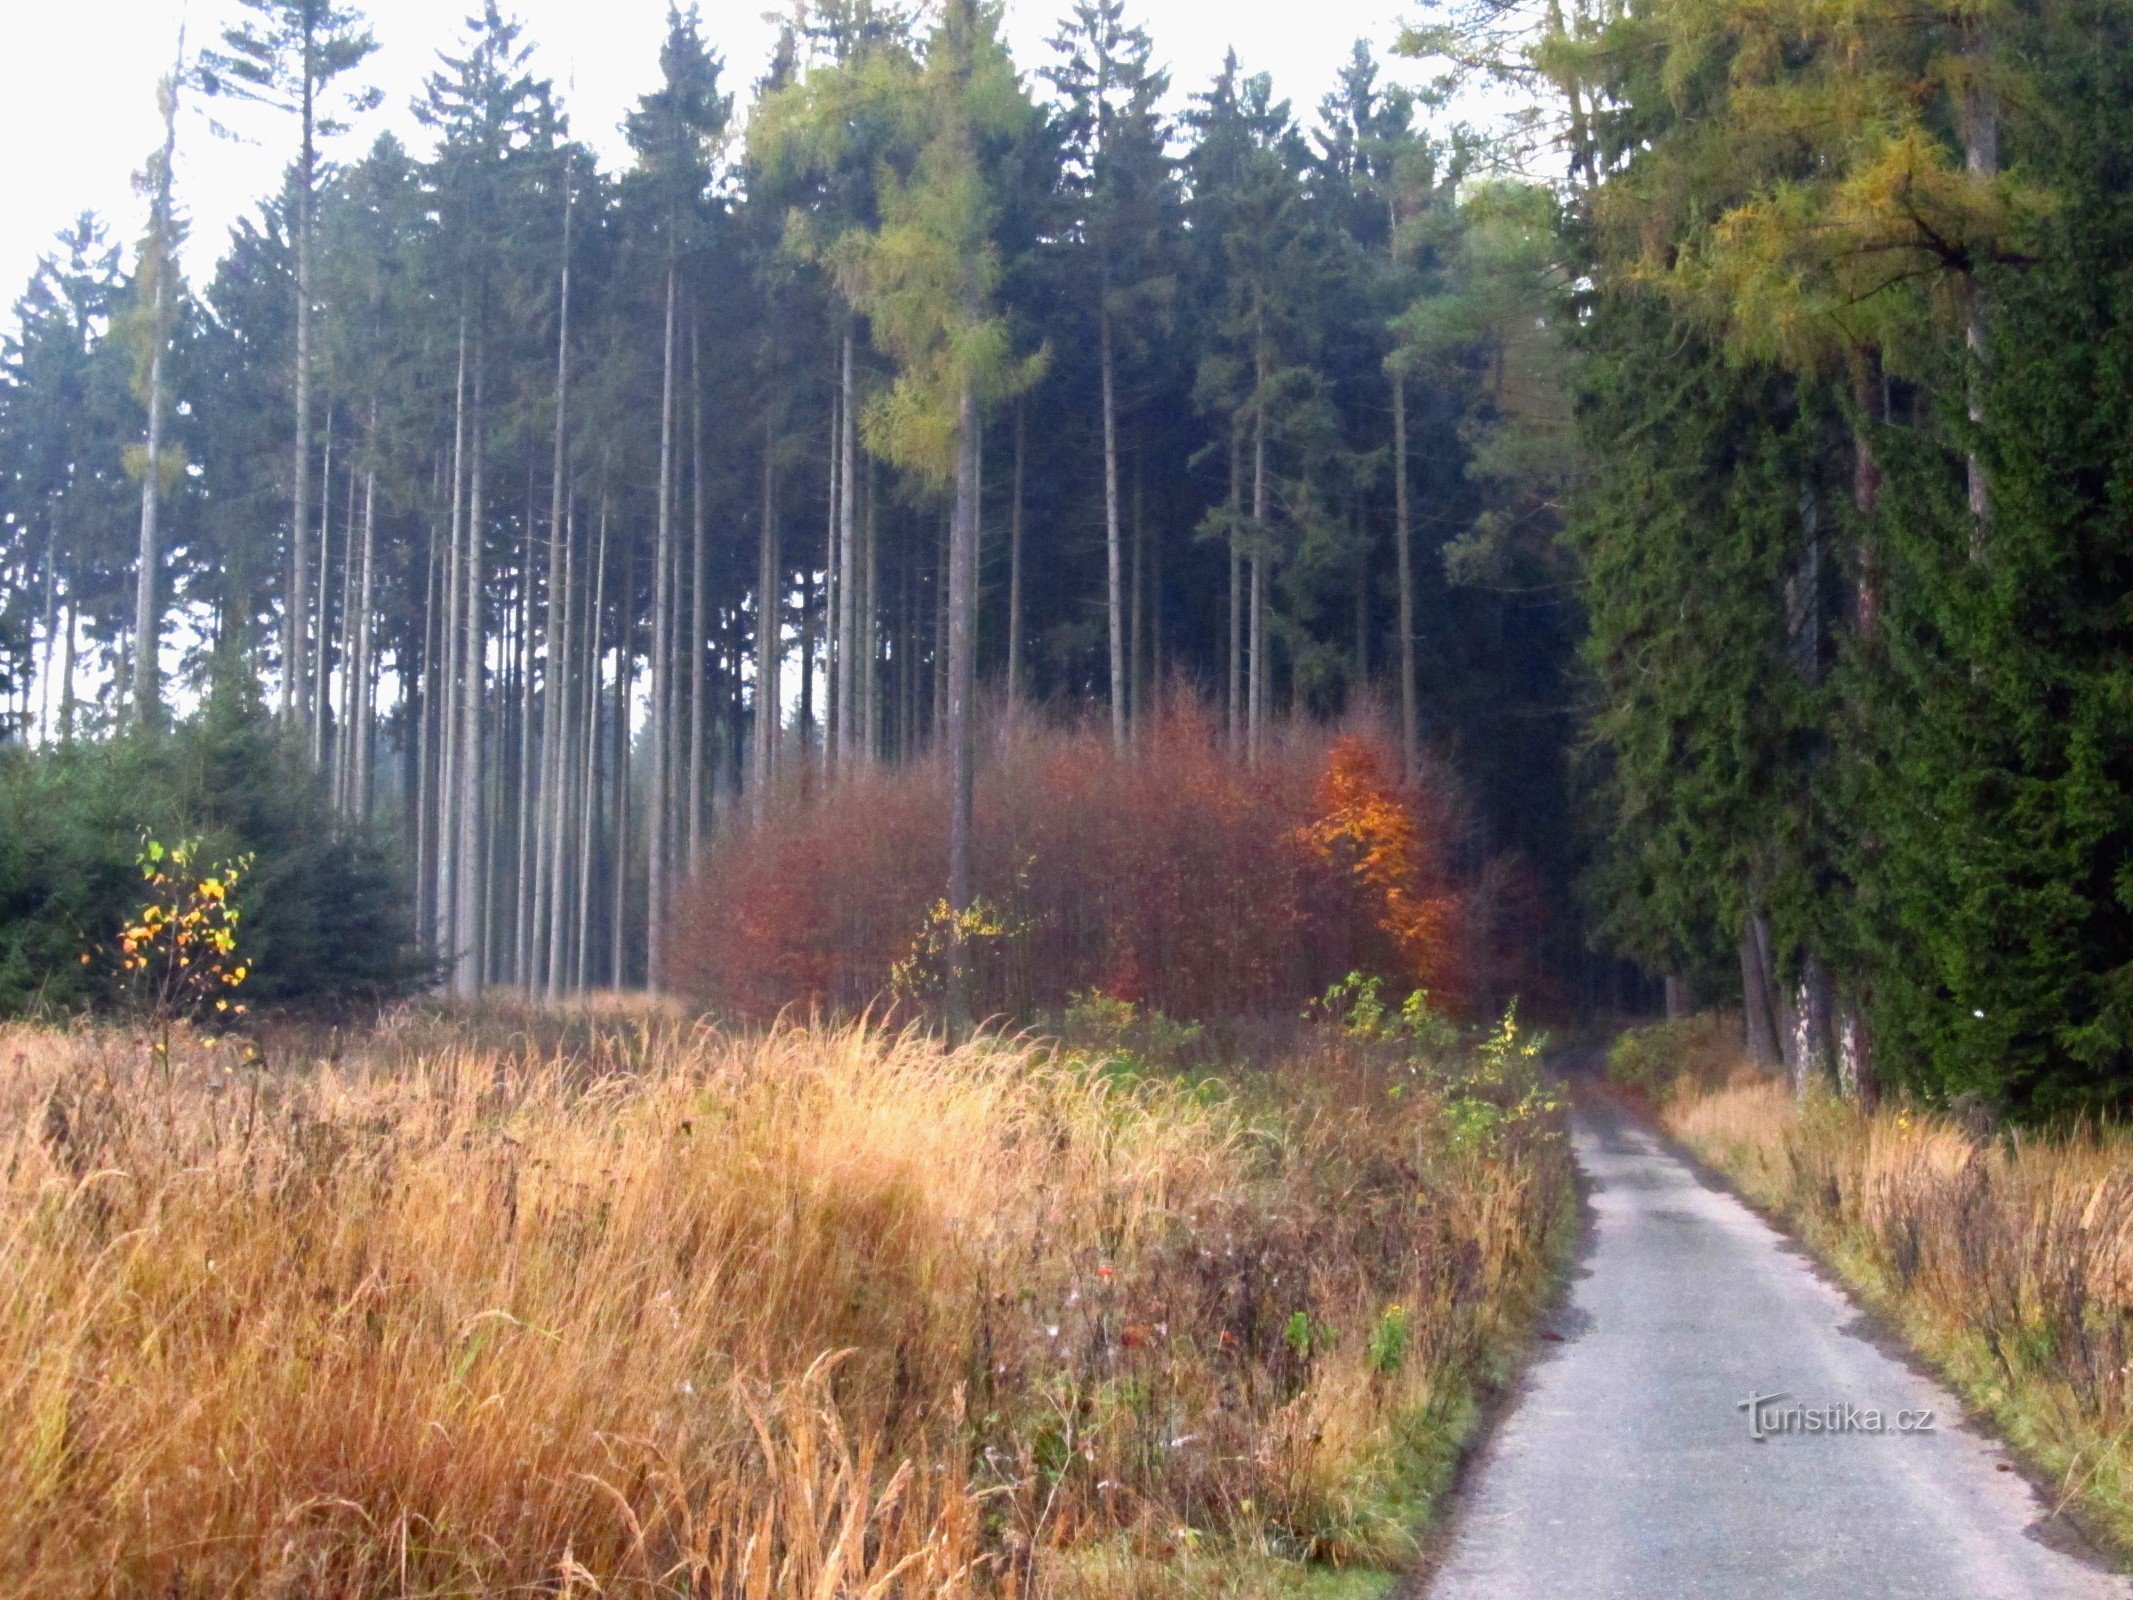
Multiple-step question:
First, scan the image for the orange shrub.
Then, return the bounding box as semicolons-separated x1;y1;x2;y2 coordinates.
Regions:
672;699;1473;1022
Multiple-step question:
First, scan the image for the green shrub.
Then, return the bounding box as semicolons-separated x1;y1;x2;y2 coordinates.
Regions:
1605;1013;1745;1100
0;697;425;1015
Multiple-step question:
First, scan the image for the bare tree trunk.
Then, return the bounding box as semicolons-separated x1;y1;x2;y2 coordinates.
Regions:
799;567;817;761
352;450;377;819
536;163;574;989
333;460;358;802
416;505;441;941
836;322;860;767
131;53;178;724
131;281;168;723
1392;370;1417;778
820;389;837;769
541;488;575;995
1738;913;1781;1066
1129;459;1144;732
863;459;880;757
1151;486;1165;698
945;375;980;1034
753;416;781;813
647;267;677;993
1100;297;1126;747
576;488;610;994
310;413;335;764
1006;399;1024;712
612;521;636;987
1248;370;1268;760
61;598;78;745
438;321;469;973
934;514;949;736
1227;426;1242;752
689;312;709;864
35;532;57;743
513;494;537;987
285;70;317;731
453;335;488;996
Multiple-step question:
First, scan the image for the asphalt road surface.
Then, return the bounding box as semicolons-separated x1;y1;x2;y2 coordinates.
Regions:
1421;1100;2129;1600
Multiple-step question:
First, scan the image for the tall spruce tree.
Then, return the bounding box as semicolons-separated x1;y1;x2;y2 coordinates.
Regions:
197;0;381;734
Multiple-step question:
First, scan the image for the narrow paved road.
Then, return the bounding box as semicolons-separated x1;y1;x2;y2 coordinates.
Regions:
1423;1100;2128;1600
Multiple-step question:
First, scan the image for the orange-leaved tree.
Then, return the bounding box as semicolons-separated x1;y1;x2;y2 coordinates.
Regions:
1296;736;1466;1008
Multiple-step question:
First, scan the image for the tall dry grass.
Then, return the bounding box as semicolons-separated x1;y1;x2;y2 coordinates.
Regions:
1639;1036;2133;1554
0;1008;1567;1597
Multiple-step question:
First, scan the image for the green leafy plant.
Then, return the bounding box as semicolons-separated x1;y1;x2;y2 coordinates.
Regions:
1368;1303;1411;1378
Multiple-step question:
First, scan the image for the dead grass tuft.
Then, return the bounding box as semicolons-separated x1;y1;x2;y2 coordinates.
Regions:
0;1012;1567;1597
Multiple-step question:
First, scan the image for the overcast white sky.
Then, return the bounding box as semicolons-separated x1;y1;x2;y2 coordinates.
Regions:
0;0;1432;320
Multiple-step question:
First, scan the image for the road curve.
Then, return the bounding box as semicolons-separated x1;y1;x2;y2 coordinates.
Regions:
1421;1100;2129;1600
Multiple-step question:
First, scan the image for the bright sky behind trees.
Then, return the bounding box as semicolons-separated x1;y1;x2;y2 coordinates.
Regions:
0;0;1419;313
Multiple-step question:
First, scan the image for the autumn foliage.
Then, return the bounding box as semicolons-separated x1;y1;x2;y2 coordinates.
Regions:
672;702;1473;1022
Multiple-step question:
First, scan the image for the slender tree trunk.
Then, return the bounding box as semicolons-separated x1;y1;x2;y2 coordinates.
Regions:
36;531;57;743
1129;460;1144;730
453;334;488;996
333;460;358;801
753;415;781;812
352;450;377;819
1227;426;1242;751
513;490;537;987
612;521;636;987
689;312;709;863
438;321;469;971
132;279;168;724
863;459;880;757
537;161;574;989
132;54;179;723
837;321;860;767
648;266;677;992
544;488;575;995
416;506;441;941
576;488;610;994
1151;486;1165;698
820;388;837;768
1100;296;1126;747
1006;398;1025;712
310;413;335;763
1392;370;1418;778
934;514;949;735
945;376;980;1034
1248;366;1268;759
287;31;318;731
799;567;817;760
61;598;78;745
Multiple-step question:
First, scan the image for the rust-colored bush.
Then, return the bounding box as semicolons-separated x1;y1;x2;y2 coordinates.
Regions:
672;700;1473;1023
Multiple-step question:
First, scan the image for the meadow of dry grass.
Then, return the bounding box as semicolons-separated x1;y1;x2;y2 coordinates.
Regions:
0;1004;1569;1598
1629;1029;2133;1556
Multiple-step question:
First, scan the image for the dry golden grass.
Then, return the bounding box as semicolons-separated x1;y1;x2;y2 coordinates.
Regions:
0;1008;1567;1598
1644;1042;2133;1556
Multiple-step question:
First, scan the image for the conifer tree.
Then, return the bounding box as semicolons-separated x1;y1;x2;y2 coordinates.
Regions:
197;0;380;733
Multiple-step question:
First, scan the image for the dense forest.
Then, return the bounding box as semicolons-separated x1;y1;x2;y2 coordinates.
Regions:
1;0;2127;1110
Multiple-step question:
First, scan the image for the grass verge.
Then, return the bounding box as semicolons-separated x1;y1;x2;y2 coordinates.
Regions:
1;1004;1570;1597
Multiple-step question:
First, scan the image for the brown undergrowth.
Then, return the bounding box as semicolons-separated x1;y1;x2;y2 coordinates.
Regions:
0;1003;1569;1597
1615;1020;2133;1560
